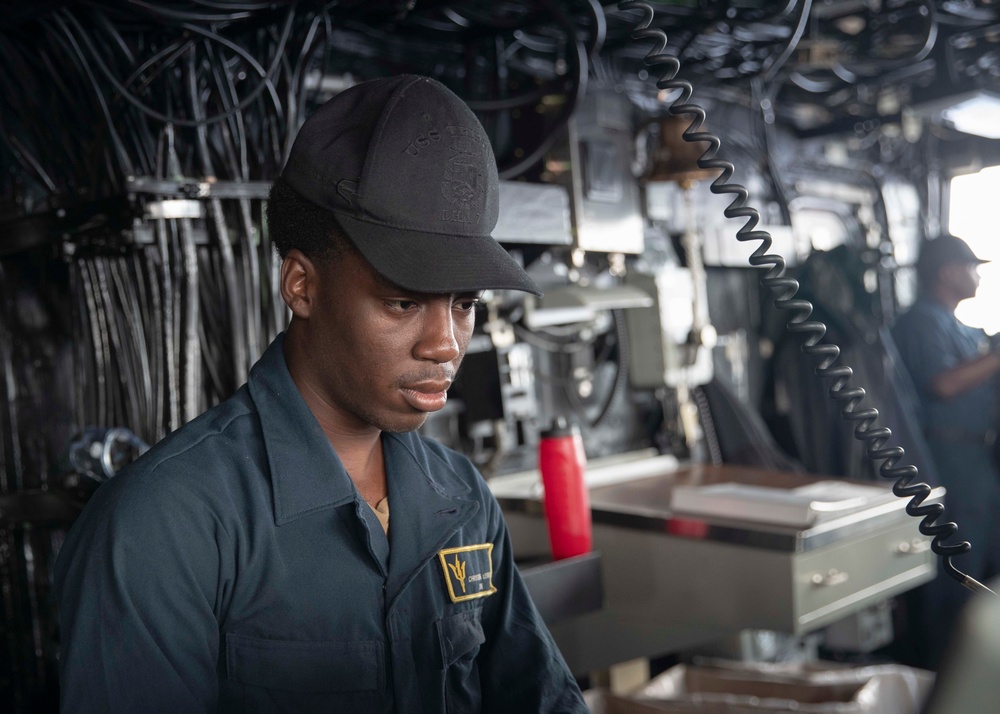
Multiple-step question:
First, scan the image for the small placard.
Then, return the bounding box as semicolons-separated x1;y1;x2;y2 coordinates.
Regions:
438;544;497;603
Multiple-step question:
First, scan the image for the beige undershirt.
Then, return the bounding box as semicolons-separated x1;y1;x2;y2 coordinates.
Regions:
368;497;390;535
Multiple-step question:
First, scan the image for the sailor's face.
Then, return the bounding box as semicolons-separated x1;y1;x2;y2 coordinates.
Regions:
308;248;479;433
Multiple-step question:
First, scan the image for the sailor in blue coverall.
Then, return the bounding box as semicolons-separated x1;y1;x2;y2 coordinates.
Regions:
55;75;588;713
892;234;1000;669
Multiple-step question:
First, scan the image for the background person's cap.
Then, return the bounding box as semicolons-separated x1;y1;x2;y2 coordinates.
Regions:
282;74;541;296
917;233;988;279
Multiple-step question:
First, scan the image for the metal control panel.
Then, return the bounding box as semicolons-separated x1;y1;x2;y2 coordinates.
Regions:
492;460;938;675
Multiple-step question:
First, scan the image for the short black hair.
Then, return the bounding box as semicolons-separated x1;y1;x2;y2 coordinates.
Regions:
267;175;350;263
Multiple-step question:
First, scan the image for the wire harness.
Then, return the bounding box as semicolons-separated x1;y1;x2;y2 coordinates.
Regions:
619;0;995;597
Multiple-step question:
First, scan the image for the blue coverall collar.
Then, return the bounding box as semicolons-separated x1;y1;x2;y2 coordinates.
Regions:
248;333;357;525
247;333;477;531
380;431;479;604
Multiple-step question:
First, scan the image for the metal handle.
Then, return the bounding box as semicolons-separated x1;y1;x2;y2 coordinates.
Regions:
895;538;931;555
810;569;850;587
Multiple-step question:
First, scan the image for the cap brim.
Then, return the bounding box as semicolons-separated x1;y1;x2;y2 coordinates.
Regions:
334;211;542;296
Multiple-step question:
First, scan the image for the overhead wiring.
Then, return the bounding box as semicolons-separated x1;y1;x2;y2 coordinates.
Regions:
760;0;813;83
123;0;255;24
59;5;297;128
46;12;136;182
496;0;588;178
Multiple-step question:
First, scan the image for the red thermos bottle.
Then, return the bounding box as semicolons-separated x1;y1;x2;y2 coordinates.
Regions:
538;417;592;560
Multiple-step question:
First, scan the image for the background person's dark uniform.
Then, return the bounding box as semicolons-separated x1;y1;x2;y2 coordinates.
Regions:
56;335;585;713
891;238;1000;668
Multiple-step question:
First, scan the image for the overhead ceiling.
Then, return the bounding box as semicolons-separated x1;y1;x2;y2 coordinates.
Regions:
2;0;999;217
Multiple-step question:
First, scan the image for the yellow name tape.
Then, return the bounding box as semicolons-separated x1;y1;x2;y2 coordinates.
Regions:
438;543;497;603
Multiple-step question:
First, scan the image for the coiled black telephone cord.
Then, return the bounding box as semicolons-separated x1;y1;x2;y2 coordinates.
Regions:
619;0;995;597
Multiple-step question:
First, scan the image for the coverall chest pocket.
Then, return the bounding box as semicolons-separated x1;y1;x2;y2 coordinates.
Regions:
225;633;384;713
436;609;486;713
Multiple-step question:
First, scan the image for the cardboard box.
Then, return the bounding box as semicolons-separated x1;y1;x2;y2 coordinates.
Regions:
585;660;934;714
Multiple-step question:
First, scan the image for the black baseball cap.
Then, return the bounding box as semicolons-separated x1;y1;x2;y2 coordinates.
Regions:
282;75;541;296
917;234;988;279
